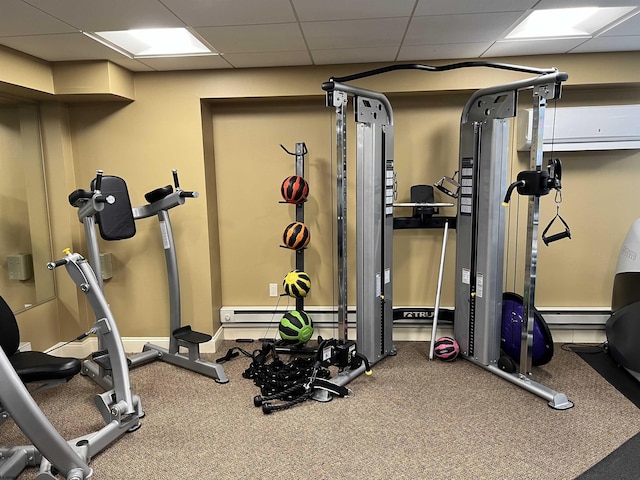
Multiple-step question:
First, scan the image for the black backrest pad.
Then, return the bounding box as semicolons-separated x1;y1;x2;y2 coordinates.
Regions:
91;175;136;241
411;185;437;216
0;295;20;356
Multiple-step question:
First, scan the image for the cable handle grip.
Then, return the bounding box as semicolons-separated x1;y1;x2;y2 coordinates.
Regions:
542;230;571;245
541;212;571;246
172;169;180;189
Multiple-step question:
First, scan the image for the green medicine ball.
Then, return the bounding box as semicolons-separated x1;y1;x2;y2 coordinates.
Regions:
278;310;314;345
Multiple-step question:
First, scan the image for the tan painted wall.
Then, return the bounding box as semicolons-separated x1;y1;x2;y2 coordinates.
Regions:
1;50;639;346
210;88;640;310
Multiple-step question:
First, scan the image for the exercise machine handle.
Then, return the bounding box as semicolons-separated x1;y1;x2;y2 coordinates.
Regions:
542;230;571;245
47;258;67;270
179;190;199;198
542;213;571;245
94;169;104;192
47;248;75;270
172;169;198;198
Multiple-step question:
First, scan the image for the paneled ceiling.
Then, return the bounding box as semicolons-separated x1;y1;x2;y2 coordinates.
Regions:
0;0;639;72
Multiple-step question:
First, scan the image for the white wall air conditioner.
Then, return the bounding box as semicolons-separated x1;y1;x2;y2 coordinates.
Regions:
517;104;640;151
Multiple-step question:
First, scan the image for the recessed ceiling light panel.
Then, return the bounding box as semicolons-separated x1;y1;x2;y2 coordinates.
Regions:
505;7;637;40
85;28;217;58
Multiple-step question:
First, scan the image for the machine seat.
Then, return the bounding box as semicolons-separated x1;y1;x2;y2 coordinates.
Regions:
9;351;81;383
0;295;81;386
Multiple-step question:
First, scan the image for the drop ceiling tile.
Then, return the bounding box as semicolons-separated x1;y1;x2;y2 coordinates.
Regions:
601;11;640;36
222;51;312;68
570;35;640;53
136;55;232;71
398;43;493;61
414;0;535;16
0;33;130;62
195;24;306;53
311;47;399;65
160;0;296;27
292;0;416;21
483;38;586;57
302;18;410;50
406;12;523;45
23;0;183;31
534;0;636;8
0;0;77;36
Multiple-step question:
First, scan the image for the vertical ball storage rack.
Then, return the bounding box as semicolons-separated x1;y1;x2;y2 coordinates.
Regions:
280;142;308;313
278;142;312;353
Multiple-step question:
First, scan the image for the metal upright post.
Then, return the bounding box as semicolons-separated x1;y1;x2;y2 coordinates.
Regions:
333;91;349;342
295;142;307;312
521;89;547;377
324;80;396;366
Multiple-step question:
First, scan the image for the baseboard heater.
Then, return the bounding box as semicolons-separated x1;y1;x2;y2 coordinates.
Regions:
221;306;610;329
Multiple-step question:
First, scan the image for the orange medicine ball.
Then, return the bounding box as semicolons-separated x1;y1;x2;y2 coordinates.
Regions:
282;222;310;250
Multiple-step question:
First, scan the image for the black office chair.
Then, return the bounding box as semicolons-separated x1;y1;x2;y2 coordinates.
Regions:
0;295;81;395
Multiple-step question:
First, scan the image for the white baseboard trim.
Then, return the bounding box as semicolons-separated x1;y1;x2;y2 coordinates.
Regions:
47;328;226;358
45;322;605;359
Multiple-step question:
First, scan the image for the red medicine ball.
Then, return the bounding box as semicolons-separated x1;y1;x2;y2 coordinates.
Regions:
281;175;309;204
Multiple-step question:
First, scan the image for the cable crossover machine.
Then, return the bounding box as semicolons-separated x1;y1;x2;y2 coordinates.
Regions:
321;61;573;409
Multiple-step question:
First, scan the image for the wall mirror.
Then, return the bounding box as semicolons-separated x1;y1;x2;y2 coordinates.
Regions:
0;97;55;313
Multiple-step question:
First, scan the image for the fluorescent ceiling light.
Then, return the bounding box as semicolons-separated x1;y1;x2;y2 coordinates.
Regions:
505;7;637;39
85;28;217;58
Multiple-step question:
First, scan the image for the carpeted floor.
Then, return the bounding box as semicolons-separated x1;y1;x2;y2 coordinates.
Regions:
569;344;640;408
2;341;639;479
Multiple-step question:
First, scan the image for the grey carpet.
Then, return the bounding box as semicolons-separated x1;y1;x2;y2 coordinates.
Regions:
2;341;639;479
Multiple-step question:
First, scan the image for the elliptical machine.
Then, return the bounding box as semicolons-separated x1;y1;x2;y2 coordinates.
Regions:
606;218;640;382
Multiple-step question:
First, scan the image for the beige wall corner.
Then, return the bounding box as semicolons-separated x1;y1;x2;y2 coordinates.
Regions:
0;45;54;98
39;102;92;340
53;61;135;101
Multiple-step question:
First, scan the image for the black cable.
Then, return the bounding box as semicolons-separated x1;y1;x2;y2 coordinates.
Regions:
243;345;331;411
262;390;315;414
44;329;96;354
